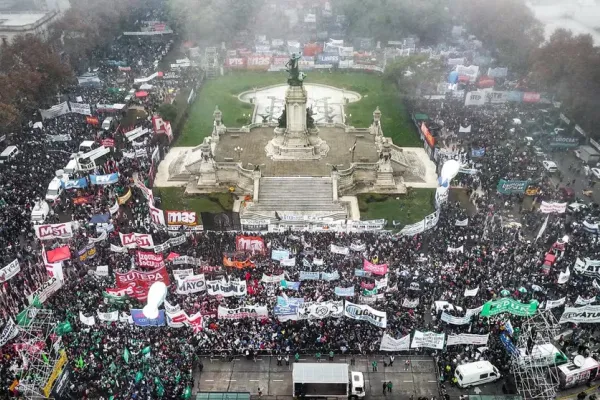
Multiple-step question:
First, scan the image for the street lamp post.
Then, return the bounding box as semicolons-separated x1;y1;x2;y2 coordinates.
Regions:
234;146;244;161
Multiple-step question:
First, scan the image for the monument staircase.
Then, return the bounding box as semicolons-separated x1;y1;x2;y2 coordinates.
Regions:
242;177;348;222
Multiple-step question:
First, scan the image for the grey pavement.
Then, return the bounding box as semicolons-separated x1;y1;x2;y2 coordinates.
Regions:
195;355;441;399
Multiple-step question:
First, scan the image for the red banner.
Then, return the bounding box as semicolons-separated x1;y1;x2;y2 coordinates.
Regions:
225;57;247;69
421;122;435;148
303;43;323;57
523;92;541;103
73;196;94;205
246;55;271;70
101;138;115;147
86;116;99;125
235;236;265;253
363;259;388;275
136;251;165;269
115;265;170;301
46;246;71;263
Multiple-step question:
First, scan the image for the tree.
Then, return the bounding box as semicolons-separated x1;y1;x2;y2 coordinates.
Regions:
529;29;600;134
384;55;444;96
158;103;178;122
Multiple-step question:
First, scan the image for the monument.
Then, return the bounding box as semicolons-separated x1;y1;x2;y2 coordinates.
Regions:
265;54;329;160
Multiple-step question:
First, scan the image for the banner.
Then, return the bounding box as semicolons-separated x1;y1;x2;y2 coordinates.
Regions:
271;249;290;261
335;286;355;297
350;243;366;252
455;218;469;226
540;201;567;214
402;298;419;308
96;310;118;322
217;305;268;319
130;309;165;326
480;298;538;317
464;287;479;297
299;271;320;280
223;256;254;269
380;334;410;351
281;280;300;290
27;277;62;305
62;178;88;190
261;273;285;284
115;266;170;301
446;334;489;346
206;279;247;297
136;251;165;269
441;312;472;325
235;236;265;253
558;266;571;283
497;180;529;194
40;102;69;120
94;265;109;277
321;271;340;281
447;245;464;253
0;318;19;347
119;232;154;249
545;298;566;310
465;91;486;106
330;244;349;255
166;211;198;226
79;311;96;326
0;259;20;283
69;102;92;115
78;244;97;262
344;301;387;328
46;134;71;142
411;331;445;349
298;301;343;320
363;259;388;275
576;296;596;306
175;274;206;295
42;350;68;397
281;257;296;267
559;304;600;323
90;173;119;185
35;223;73;240
273;304;300;321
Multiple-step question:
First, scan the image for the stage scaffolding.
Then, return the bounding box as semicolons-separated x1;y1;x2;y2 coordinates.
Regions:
15;308;64;400
509;310;562;400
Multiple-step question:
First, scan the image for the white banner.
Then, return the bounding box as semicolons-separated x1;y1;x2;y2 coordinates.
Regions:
217;305;268;320
380;334;410;351
79;311;96;326
176;274;206;294
545;298;566;310
164;300;181;314
465;91;486;106
411;331;445;349
119;232;154;249
40;102;69;120
281;258;296;267
69;102;92;116
97;310;119;322
298;301;344;320
441;312;472;325
206;279;247;297
0;318;19;347
261;273;285;284
560;304;600;323
576;296;596;306
540;201;567;214
558;266;570;284
465;305;484;318
34;223;73;240
446;334;489;346
447;245;464;253
0;259;20;283
464;287;479;297
27;277;62;305
94;265;109;277
344;301;387;328
109;201;120;215
330;244;349;255
455;218;469;226
172;269;193;278
350;243;366;252
402;298;419;308
574;258;600;277
110;244;128;253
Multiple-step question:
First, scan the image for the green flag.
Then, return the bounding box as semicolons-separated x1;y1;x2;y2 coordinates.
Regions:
480;298;538;317
135;371;143;383
362;288;377;296
109;362;116;373
42;354;49;364
77;356;85;369
55;321;73;336
142;346;151;355
123;347;130;364
155;377;165;397
16;309;32;327
32;297;42;308
280;280;287;289
183;386;192;399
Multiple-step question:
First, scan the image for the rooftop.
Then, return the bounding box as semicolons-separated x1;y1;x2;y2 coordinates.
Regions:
0;12;50;28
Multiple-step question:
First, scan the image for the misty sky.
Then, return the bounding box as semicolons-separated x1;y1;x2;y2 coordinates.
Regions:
527;0;600;44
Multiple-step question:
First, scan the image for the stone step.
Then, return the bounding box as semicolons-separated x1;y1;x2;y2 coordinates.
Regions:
253;177;344;212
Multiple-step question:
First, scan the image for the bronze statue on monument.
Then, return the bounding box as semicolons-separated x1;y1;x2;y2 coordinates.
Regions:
286;53;305;87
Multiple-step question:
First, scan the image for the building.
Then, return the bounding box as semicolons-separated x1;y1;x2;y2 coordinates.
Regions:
0;0;70;45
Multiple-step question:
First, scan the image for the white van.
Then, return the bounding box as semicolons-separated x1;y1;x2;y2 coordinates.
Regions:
350;371;365;398
555;357;600;389
0;145;19;164
45;177;63;202
102;117;115;131
64;159;78;175
79;140;98;153
31;201;51;224
455;361;501;388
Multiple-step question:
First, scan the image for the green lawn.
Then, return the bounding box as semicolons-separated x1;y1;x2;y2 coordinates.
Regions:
152;187;234;213
358;189;435;227
177;71;419;147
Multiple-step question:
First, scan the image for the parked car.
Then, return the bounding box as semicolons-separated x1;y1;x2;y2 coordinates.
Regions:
543;160;558;173
592;168;600;180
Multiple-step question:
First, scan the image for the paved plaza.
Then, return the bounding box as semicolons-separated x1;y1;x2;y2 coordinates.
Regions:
214;126;379;177
194;355;441;399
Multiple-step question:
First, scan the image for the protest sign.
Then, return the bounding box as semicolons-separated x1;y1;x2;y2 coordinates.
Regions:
363;259;388;275
344;301;387;328
411;331;445;349
176;274;206;295
0;259;20;283
380;334;410;351
206;279;247;297
441;312;472;325
298;301;344;320
217;305;268;319
480;298;538;317
559;304;600;324
446;334;489;346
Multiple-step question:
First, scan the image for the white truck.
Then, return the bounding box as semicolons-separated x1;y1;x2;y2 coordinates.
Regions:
575;145;600;165
293;363;365;398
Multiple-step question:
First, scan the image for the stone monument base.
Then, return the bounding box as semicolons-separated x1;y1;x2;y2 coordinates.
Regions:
266;129;330;160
